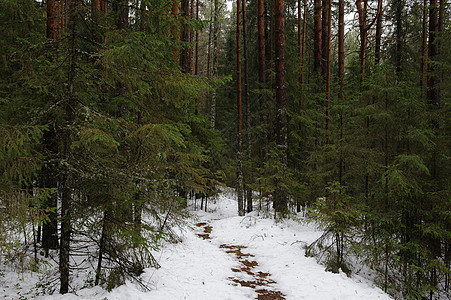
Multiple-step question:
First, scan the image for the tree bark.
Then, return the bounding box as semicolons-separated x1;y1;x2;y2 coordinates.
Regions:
43;0;60;255
420;0;428;99
338;0;345;184
171;0;179;64
428;0;440;108
195;0;199;76
211;0;219;129
189;0;194;73
60;0;77;293
206;0;213;78
257;0;267;142
242;0;252;213
237;0;245;216
181;0;190;73
355;0;368;83
395;0;403;77
314;0;322;76
274;0;288;216
375;0;383;64
324;0;331;144
47;0;60;47
298;0;306;133
114;0;128;30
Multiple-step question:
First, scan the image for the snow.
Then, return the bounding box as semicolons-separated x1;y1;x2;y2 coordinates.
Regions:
1;188;391;299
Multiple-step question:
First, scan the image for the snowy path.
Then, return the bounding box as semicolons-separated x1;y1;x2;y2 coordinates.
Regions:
195;222;285;299
143;191;392;300
10;190;392;299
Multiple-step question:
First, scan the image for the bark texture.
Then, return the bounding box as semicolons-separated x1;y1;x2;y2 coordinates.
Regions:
236;0;245;216
274;0;288;216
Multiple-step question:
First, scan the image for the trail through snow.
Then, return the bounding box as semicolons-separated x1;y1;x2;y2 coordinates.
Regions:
3;189;392;299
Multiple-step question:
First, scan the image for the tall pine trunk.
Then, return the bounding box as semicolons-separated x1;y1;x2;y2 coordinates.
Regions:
356;0;368;83
313;0;322;76
375;0;383;64
298;0;306;135
420;0;428;99
195;0;199;76
257;0;267;154
60;0;78;293
181;0;190;73
42;0;61;255
210;0;219;129
338;0;345;184
274;0;288;217
236;0;245;216
324;0;331;144
241;0;252;213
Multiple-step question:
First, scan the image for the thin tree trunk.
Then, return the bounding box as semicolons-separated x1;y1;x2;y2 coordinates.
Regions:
257;0;267;142
181;0;190;73
60;0;77;293
420;0;428;99
211;0;219;129
375;0;383;64
242;0;252;213
338;0;345;184
114;0;128;30
298;0;306;135
95;210;108;286
189;0;194;73
237;0;245;216
314;0;322;76
269;2;275;142
43;1;60;253
40;168;58;254
355;0;368;83
395;0;403;77
274;0;288;216
171;0;179;64
195;0;199;76
428;0;440;108
206;0;213;78
324;0;331;144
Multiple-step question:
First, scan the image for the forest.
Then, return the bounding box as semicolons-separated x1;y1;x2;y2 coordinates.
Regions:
0;0;449;299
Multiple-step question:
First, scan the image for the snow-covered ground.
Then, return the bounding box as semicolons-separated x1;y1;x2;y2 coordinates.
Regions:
2;189;391;299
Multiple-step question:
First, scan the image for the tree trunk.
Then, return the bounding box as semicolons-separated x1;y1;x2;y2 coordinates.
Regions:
274;0;288;216
257;0;267;143
95;210;108;286
395;0;403;77
269;2;274;142
420;0;428;99
375;0;383;64
237;0;245;216
298;0;306;136
181;0;190;73
242;0;252;213
60;0;77;292
189;0;194;73
428;0;440;108
171;0;179;64
47;0;60;48
324;0;331;144
114;0;128;30
338;0;345;184
355;0;368;83
40;167;59;254
314;0;322;76
211;0;219;129
206;0;213;78
195;0;199;76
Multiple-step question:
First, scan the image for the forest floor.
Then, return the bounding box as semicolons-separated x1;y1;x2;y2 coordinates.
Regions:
1;189;392;299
